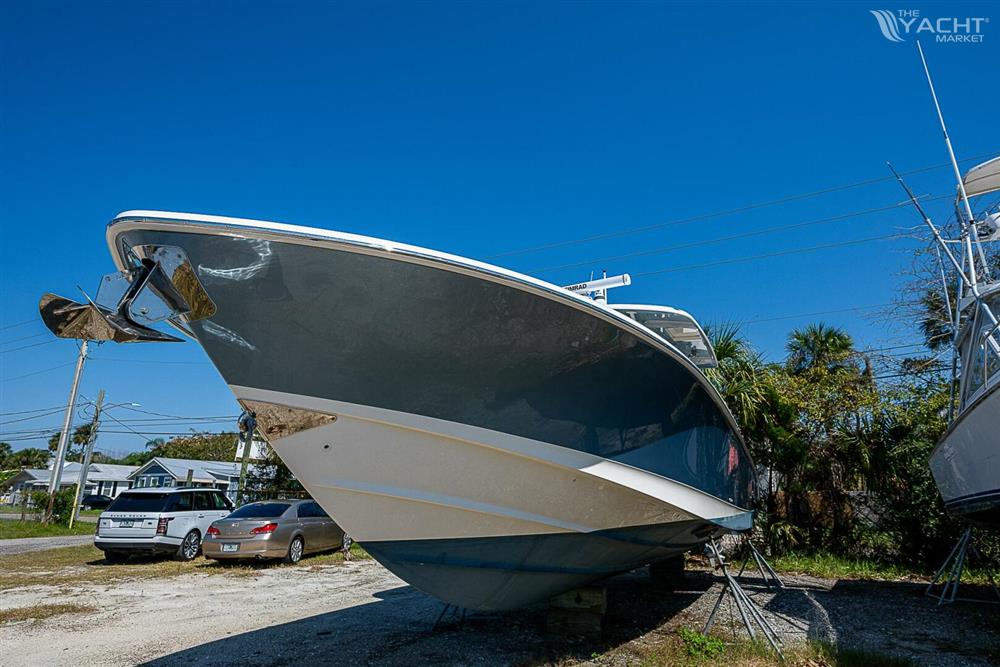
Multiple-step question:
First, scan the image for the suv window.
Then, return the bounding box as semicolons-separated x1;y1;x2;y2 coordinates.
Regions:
211;492;231;511
193;492;211;511
106;492;171;513
165;493;193;512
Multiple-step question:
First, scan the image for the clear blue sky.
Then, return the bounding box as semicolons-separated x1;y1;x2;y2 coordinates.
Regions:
2;2;998;456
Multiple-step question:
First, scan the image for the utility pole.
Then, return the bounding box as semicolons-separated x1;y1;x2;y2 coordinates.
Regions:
69;390;104;528
45;340;89;522
236;410;257;507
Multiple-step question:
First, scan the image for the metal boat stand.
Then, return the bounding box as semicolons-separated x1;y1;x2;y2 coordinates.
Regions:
431;603;467;630
704;539;785;660
925;527;1000;605
736;538;785;591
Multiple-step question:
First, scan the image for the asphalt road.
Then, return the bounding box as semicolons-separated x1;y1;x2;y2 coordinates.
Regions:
0;534;93;556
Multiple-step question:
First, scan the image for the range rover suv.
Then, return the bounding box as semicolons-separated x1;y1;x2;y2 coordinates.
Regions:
95;488;233;562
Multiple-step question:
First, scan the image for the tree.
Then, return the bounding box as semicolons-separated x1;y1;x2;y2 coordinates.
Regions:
4;447;51;469
865;378;956;564
147;432;238;461
0;442;12;467
244;442;305;503
786;323;855;375
919;287;955;352
117;450;154;467
706;325;803;549
47;423;95;461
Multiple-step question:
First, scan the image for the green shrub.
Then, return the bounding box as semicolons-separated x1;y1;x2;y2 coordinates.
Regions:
678;628;725;659
28;489;77;525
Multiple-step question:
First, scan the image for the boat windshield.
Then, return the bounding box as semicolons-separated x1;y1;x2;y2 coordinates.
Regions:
613;306;717;368
961;292;1000;407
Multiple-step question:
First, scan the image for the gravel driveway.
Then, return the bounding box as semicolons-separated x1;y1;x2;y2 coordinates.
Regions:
0;534;93;556
1;557;996;666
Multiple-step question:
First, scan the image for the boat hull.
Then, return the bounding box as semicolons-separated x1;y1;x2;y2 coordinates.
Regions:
106;212;754;609
930;383;1000;527
239;386;747;610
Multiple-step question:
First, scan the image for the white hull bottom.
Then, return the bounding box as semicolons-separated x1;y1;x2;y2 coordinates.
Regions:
931;384;1000;527
235;386;750;610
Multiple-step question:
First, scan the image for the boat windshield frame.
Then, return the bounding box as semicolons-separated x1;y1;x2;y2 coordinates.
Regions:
609;304;717;369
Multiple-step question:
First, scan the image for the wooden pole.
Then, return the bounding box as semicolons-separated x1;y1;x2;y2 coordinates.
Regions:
69;390;103;529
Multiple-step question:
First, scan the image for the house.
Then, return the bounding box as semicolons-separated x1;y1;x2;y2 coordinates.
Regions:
0;462;137;506
129;457;243;499
86;464;140;498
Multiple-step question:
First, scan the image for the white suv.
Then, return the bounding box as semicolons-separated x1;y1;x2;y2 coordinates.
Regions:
95;488;233;562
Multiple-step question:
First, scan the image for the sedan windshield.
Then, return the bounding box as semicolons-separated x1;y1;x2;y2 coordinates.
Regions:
106;493;171;512
226;502;290;519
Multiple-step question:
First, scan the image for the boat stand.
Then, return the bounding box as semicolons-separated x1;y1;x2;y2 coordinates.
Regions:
431;603;467;630
736;538;785;591
925;527;1000;605
704;539;785;660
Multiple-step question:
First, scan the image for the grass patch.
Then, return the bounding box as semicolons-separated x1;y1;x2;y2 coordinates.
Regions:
0;603;96;624
0;519;96;539
678;628;725;658
770;552;917;581
0;542;370;591
621;634;914;666
769;551;994;585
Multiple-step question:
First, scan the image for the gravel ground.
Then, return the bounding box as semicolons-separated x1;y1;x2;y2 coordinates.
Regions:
0;558;996;666
0;534;93;556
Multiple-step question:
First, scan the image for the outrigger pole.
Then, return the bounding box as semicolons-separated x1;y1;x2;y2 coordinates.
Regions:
887;163;1000;357
901;42;1000;357
916;41;992;281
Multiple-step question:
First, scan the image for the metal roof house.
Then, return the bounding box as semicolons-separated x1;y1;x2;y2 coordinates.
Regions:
0;462;138;505
129;457;242;498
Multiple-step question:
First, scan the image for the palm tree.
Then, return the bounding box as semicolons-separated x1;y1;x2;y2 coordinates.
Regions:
786;323;855;374
705;323;773;446
919;288;954;352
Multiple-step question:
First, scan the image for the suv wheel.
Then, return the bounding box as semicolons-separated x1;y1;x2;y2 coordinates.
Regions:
284;536;304;564
176;530;201;561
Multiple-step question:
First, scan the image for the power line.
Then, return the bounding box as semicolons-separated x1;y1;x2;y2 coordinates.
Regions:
1;362;76;383
0;318;37;332
115;404;236;420
88;357;210;366
0;339;62;355
0;408;70;426
532;195;948;274
0;404;69;416
486;151;1000;259
634;233;908;278
738;303;895;325
93;416;238;423
100;409;163;442
0;332;47;347
866;342;928;352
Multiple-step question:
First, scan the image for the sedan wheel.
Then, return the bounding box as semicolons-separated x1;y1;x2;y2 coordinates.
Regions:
176;530;201;561
285;536;304;564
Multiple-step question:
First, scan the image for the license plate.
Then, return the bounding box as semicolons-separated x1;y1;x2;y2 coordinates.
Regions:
118;520;134;528
221;544;239;553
